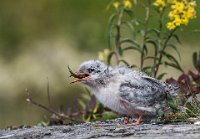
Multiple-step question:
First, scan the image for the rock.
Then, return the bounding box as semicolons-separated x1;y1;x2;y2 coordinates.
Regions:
0;118;200;139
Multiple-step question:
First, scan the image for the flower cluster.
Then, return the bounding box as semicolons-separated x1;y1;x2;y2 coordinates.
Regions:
98;49;110;62
112;0;133;9
153;0;166;9
167;0;197;30
154;0;197;30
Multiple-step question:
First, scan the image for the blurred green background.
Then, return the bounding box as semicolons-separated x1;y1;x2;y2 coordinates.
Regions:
0;0;199;128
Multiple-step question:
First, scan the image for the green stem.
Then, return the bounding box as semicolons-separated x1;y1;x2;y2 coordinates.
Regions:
154;29;176;77
115;8;124;64
140;3;150;69
153;9;165;77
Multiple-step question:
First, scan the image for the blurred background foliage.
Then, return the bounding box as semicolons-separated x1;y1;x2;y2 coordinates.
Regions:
0;0;199;128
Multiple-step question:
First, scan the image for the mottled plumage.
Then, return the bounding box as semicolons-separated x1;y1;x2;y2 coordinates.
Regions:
71;60;178;124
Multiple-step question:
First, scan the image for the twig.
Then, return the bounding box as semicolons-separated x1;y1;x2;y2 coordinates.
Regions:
26;90;82;122
46;77;51;106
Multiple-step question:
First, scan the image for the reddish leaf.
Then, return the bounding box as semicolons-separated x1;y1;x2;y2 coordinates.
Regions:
90;95;97;110
188;70;200;83
197;56;200;73
178;73;190;85
166;78;178;84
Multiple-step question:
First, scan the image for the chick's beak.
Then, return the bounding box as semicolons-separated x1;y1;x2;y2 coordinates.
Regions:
67;66;90;84
70;72;90;84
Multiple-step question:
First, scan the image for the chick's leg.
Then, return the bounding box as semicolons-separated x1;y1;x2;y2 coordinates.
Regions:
129;115;143;126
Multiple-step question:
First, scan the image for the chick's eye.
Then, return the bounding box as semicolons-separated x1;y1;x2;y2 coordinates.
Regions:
88;68;94;73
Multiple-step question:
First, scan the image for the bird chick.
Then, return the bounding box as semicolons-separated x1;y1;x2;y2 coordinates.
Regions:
70;60;178;125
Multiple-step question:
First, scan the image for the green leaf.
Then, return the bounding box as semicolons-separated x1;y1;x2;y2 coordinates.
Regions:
85;87;92;97
122;21;134;31
78;99;86;109
122;45;142;53
107;13;117;49
92;104;99;113
146;39;159;50
192;51;198;69
124;8;133;17
164;61;184;72
166;44;181;60
81;94;91;101
108;13;117;25
142;66;152;72
167;96;179;112
143;44;148;55
147;29;160;37
142;66;152;75
102;111;119;120
144;36;150;42
37;121;49;126
161;51;183;72
92;114;97;119
144;56;159;61
157;73;167;80
107;24;117;49
130;64;137;68
106;0;115;10
172;34;181;44
107;51;116;65
85;115;91;122
120;39;140;48
119;60;130;66
118;45;123;56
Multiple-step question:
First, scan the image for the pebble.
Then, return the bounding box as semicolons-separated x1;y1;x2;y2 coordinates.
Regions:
194;121;200;125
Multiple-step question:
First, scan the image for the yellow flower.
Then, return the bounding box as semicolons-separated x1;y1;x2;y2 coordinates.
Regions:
123;0;132;9
186;5;196;19
168;11;175;19
167;22;176;30
166;0;197;30
181;18;189;25
112;0;133;9
174;15;182;26
154;0;166;9
172;2;185;14
113;1;121;9
98;49;110;62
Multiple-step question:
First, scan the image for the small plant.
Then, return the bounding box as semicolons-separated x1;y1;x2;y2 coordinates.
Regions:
165;51;200;121
70;89;103;121
103;0;197;79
